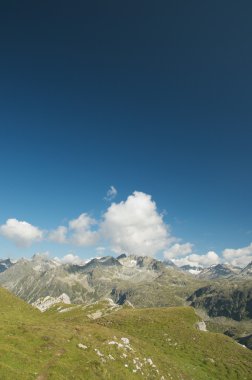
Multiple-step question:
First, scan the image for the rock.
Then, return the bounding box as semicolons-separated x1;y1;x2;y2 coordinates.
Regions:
77;343;88;350
195;321;207;331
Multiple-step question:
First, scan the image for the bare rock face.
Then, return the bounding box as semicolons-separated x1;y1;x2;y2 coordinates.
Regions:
32;293;71;312
195;321;207;331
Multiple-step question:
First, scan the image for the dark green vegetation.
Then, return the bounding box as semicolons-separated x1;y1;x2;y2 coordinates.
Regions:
187;279;252;349
188;280;252;320
205;316;252;351
0;287;252;380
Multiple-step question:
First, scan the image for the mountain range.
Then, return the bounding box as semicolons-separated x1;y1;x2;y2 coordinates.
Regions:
0;253;251;365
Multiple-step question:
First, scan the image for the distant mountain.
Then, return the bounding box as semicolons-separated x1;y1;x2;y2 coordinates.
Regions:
163;259;177;268
0;254;203;307
118;254;166;271
239;261;252;277
197;264;240;279
1;254;251;332
68;256;122;273
116;253;127;260
0;258;14;273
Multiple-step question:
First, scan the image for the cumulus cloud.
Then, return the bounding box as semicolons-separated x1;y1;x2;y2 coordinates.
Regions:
0;218;44;247
172;251;220;267
101;191;173;256
105;185;118;201
229;255;252;267
54;253;86;265
164;243;193;260
48;214;99;247
69;213;99;246
222;243;252;267
49;226;68;244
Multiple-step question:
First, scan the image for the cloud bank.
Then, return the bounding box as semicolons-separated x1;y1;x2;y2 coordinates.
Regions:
172;251;220;267
164;243;220;267
223;243;252;267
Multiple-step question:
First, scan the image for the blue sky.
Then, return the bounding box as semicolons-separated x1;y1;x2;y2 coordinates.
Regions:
0;1;251;266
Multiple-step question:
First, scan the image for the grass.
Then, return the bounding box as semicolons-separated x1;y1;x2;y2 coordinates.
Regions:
0;288;252;379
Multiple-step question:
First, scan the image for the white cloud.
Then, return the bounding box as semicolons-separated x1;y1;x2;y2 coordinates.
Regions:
229;255;252;267
69;213;99;246
54;253;86;265
49;226;68;244
101;191;173;256
164;243;193;260
222;243;252;267
0;218;44;247
173;251;220;267
105;185;118;201
48;213;99;247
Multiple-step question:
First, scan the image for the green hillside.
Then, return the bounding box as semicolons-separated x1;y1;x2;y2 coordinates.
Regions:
0;288;251;380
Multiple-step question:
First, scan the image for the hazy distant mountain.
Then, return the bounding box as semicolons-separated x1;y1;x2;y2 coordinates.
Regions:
0;258;14;273
238;261;252;277
197;264;241;279
163;259;177;268
118;254;166;271
68;256;122;273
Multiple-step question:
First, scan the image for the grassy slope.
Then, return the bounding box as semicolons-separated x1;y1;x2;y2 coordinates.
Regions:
0;288;252;380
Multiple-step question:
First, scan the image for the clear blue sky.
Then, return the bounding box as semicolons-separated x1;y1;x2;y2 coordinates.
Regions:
0;1;251;263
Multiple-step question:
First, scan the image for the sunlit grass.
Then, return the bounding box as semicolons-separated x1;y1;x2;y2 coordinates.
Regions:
0;288;251;379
